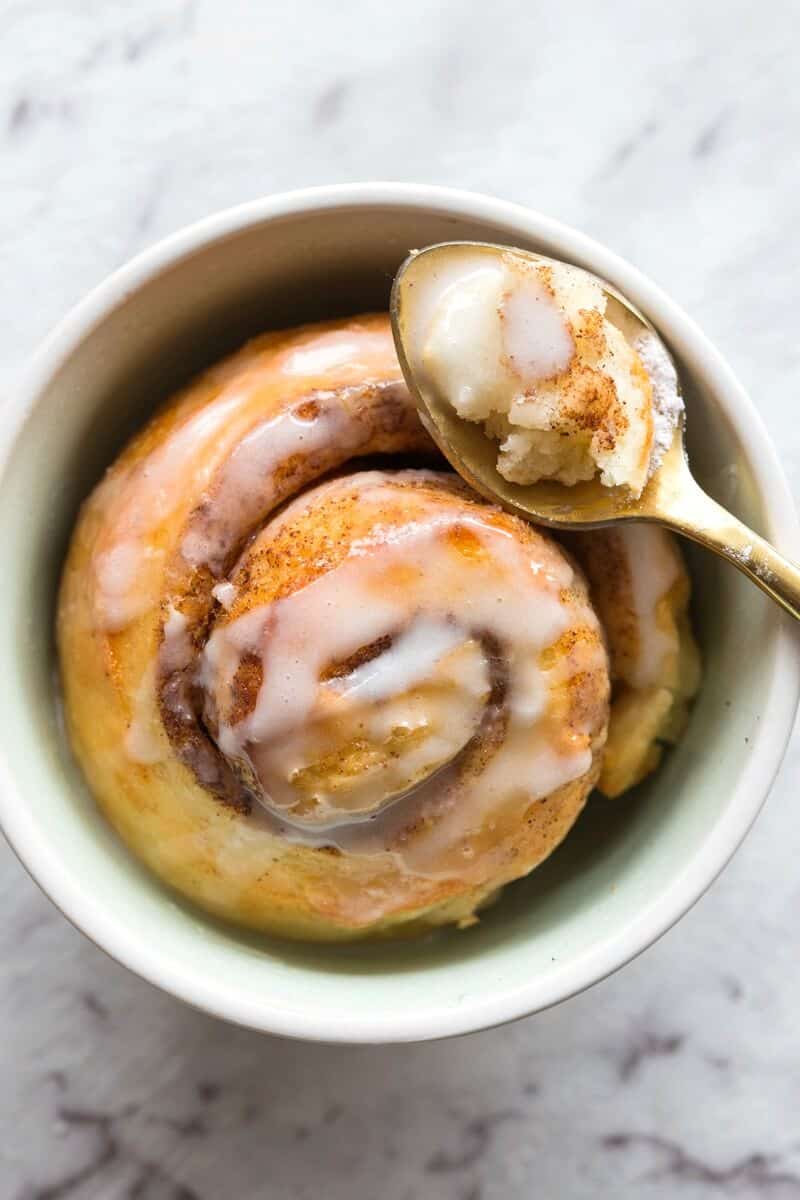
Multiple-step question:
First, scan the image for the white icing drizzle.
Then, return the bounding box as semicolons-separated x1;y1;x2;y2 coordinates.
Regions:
212;581;238;610
161;605;192;673
327;617;465;703
94;540;155;630
419;264;509;420
91;316;405;633
619;524;682;689
124;661;164;764
501;267;575;382
92;391;246;630
414;259;574;422
125;610;192;764
279;328;393;377
180;402;361;573
92;387;380;632
208;513;569;750
252;638;490;825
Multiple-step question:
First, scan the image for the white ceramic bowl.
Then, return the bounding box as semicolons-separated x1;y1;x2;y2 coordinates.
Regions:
1;184;798;1042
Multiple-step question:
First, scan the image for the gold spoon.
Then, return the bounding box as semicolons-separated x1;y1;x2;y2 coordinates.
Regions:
391;241;800;622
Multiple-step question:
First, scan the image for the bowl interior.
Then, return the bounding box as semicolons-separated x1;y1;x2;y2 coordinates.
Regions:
0;197;785;1039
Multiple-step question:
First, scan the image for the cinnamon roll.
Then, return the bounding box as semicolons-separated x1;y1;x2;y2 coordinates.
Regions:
57;314;697;940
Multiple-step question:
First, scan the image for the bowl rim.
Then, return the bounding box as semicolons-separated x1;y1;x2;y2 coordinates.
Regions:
1;182;799;1043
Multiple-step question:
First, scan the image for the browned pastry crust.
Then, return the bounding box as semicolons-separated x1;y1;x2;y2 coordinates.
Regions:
567;526;701;797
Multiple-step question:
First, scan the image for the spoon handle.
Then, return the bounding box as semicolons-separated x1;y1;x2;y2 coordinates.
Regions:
659;476;800;622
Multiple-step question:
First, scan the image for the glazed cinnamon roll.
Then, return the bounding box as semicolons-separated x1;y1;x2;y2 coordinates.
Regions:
58;314;699;940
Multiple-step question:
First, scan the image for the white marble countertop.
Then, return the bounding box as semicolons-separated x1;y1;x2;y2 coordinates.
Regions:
2;1;800;1197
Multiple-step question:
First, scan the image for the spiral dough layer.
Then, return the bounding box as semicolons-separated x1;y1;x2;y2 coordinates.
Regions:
58;315;612;939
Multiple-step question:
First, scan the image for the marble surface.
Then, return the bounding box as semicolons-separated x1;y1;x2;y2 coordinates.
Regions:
2;1;800;1196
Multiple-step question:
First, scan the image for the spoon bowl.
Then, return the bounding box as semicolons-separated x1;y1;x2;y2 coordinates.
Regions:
391;241;800;620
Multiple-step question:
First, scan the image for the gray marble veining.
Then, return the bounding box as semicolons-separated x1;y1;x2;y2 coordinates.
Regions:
2;1;799;1196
